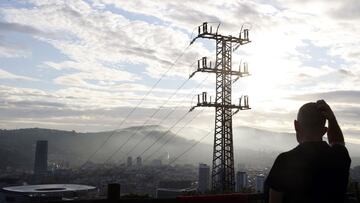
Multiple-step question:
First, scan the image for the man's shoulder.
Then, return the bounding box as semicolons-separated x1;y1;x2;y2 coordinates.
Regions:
277;146;300;158
278;142;351;166
273;145;307;165
273;151;293;164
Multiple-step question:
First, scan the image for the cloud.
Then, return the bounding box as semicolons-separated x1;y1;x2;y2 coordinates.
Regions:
289;90;360;104
328;0;360;20
0;21;45;35
0;84;194;132
0;35;30;58
0;0;359;149
0;69;36;81
1;1;211;83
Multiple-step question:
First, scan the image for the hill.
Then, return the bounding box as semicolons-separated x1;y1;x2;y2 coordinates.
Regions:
1;126;359;170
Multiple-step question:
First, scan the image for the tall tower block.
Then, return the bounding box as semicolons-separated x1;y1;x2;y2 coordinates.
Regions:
198;163;210;193
189;22;251;192
34;140;48;175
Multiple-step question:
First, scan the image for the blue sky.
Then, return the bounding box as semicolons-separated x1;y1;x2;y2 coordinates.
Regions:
0;0;359;150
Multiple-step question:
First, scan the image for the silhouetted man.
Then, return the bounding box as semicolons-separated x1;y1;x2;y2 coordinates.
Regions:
266;100;351;203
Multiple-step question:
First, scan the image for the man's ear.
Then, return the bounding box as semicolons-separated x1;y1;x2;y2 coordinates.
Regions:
294;120;302;143
294;120;299;132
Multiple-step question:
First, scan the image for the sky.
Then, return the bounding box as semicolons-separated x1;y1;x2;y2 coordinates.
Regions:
0;0;359;145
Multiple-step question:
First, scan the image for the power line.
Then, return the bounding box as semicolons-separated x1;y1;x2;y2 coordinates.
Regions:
137;109;191;158
122;75;210;159
103;77;190;163
143;108;205;162
79;44;191;169
168;129;213;165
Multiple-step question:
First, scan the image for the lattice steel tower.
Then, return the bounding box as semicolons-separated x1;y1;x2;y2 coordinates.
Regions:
189;22;251;192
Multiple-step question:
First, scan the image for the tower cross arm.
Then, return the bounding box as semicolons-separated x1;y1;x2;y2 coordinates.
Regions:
190;22;251;45
189;102;251;111
190;33;251;45
189;92;251;112
189;57;250;79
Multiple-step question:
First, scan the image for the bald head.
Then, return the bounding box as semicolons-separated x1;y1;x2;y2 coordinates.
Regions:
295;102;327;141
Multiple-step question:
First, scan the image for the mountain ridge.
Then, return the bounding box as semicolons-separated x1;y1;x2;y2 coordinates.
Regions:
1;126;359;170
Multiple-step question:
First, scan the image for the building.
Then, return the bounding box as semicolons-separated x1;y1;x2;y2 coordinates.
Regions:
151;159;162;166
255;175;265;193
156;188;197;199
236;171;248;192
157;180;196;199
34;140;48;176
158;180;193;189
198;163;210;193
136;156;142;167
237;163;246;171
1;184;96;203
127;156;132;167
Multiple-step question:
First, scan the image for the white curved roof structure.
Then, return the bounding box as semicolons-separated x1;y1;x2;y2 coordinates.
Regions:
3;184;95;193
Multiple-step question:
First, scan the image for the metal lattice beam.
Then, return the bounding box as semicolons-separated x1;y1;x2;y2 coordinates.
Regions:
189;22;251;193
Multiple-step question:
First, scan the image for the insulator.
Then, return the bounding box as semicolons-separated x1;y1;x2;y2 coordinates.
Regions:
203;22;207;33
244;29;249;40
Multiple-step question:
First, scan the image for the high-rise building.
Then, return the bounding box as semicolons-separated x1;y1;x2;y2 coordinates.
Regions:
34;140;48;175
255;175;265;193
127;156;132;167
198;163;210;193
237;163;246;171
136;156;142;167
151;159;162;166
236;171;248;192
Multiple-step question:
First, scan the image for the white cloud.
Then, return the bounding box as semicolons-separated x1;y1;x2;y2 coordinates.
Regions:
0;35;31;58
0;69;36;81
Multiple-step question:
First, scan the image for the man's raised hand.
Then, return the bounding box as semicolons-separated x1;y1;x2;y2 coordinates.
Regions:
316;100;335;121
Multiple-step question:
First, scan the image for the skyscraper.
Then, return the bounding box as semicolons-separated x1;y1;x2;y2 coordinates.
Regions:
151;159;162;166
255;175;265;193
127;156;132;167
136;156;142;167
237;163;246;171
34;140;48;175
198;163;210;193
236;171;248;192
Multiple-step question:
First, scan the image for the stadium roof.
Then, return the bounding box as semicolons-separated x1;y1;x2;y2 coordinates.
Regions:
2;184;95;193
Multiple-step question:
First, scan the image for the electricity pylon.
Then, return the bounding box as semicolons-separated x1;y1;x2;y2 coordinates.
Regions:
189;22;251;192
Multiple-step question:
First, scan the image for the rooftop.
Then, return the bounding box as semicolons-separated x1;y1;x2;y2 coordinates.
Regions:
2;184;95;193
